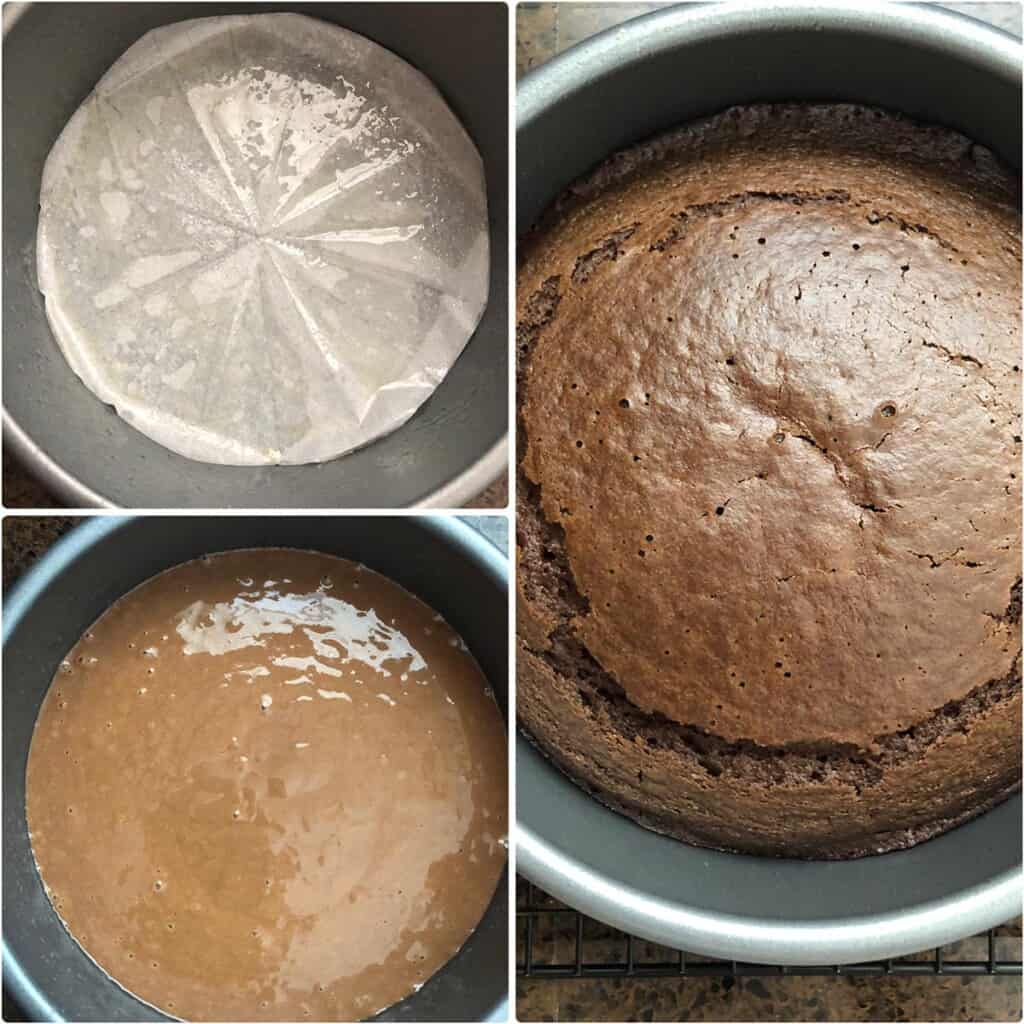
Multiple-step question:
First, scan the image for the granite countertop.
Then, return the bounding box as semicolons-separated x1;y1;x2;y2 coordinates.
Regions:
517;885;1022;1023
515;3;1021;1021
2;515;80;585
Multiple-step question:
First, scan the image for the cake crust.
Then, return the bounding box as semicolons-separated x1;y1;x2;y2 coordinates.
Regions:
517;104;1022;858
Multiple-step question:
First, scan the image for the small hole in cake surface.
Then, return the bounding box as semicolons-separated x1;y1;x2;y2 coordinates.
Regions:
715;506;725;516
637;550;645;558
784;671;792;678
570;383;578;390
852;243;861;250
575;440;583;448
757;237;766;245
725;356;736;366
773;432;786;444
619;398;630;409
646;534;654;542
880;403;897;418
775;661;782;669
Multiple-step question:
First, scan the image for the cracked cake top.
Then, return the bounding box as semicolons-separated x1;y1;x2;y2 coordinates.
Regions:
518;104;1021;751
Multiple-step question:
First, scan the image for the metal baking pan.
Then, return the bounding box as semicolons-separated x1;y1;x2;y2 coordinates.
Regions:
516;0;1022;966
2;2;507;508
3;516;509;1021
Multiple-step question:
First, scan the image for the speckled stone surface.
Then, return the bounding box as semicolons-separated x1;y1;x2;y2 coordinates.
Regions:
2;515;80;587
517;973;1024;1023
465;477;509;509
516;882;1023;1022
2;457;60;510
515;3;1022;1020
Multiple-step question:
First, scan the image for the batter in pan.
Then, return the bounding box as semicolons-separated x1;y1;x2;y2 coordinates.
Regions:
27;549;507;1021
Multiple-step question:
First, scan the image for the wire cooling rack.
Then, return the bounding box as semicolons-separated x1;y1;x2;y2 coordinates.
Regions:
517;880;1024;979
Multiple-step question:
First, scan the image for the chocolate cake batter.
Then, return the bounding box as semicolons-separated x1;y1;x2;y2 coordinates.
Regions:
517;103;1022;857
27;549;507;1021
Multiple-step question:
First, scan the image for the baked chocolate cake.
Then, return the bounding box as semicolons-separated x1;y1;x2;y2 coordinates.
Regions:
517;104;1022;858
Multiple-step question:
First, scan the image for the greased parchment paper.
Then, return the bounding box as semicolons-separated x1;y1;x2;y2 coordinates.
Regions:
38;14;489;465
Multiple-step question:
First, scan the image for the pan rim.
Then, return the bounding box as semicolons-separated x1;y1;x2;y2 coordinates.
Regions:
0;408;507;509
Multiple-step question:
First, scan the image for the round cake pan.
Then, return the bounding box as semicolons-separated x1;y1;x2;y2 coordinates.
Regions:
2;2;507;508
3;516;508;1022
517;0;1022;966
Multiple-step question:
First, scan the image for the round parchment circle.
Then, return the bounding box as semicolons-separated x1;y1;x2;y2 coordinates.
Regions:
37;13;489;466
